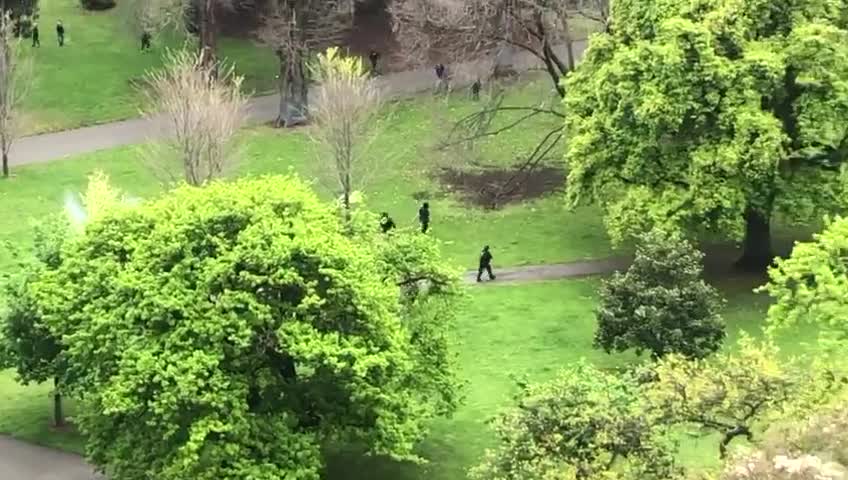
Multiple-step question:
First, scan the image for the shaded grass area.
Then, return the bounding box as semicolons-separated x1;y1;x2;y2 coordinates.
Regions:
21;0;277;134
0;274;820;477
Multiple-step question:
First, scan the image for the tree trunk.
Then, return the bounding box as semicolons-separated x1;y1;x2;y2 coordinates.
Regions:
198;0;217;74
2;151;8;178
735;209;774;271
279;52;308;128
53;377;65;427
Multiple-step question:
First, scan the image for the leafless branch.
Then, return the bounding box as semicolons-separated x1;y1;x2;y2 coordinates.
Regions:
0;13;31;178
141;49;248;186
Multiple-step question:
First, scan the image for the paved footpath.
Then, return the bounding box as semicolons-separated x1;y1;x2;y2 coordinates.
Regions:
8;41;587;167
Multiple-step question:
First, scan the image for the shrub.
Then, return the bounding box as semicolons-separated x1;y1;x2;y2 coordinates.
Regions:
80;0;116;11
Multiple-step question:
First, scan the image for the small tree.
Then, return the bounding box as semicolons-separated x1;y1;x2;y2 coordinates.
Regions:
0;171;126;428
595;228;725;360
0;12;30;178
142;49;247;186
309;47;383;218
647;336;810;459
470;361;680;480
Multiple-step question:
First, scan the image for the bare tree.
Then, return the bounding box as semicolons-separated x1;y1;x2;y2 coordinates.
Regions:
389;0;606;96
308;47;383;218
142;49;248;186
257;0;355;127
0;12;30;178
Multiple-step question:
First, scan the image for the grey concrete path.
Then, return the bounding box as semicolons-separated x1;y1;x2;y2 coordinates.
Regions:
463;256;630;284
0;436;101;480
8;41;587;167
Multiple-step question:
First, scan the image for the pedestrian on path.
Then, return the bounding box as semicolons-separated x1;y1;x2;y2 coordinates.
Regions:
31;23;39;47
418;202;430;233
471;78;481;100
434;63;449;94
56;20;65;47
477;245;496;282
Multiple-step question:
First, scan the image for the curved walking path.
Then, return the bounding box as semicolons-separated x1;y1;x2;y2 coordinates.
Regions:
9;41;587;167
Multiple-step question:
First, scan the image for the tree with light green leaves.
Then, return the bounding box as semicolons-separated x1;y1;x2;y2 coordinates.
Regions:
30;175;462;480
763;215;848;353
647;336;815;459
0;171;125;428
469;361;680;480
564;0;848;270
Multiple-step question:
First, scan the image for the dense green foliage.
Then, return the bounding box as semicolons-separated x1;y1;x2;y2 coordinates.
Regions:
595;229;725;359
470;362;679;480
764;215;848;352
565;0;848;268
29;176;461;480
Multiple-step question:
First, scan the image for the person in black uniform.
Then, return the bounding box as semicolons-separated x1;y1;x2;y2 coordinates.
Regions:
31;23;39;47
141;30;152;51
477;245;495;282
471;78;481;100
56;20;65;47
379;212;395;233
418;202;430;233
369;50;380;75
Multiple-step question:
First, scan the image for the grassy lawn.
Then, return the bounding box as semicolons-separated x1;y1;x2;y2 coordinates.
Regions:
0;79;615;272
0;274;819;477
21;0;277;134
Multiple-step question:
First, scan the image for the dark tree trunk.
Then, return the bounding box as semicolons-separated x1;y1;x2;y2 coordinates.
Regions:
198;0;217;75
719;425;752;458
277;51;308;128
53;377;65;427
735;209;774;271
2;151;8;177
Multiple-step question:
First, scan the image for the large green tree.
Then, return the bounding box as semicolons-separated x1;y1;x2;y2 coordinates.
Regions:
32;176;461;480
564;0;848;269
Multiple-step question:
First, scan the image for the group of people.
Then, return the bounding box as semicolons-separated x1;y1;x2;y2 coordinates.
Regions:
29;20;64;47
379;203;497;283
368;50;482;100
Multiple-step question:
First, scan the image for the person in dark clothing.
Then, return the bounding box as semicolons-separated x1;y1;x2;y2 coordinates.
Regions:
435;64;445;79
477;245;496;282
471;78;481;100
379;212;395;233
56;20;64;47
418;202;430;233
31;23;39;47
369;50;380;74
141;31;152;51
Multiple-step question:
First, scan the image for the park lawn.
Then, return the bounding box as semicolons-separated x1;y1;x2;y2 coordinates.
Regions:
21;0;277;134
0;274;821;478
0;79;615;273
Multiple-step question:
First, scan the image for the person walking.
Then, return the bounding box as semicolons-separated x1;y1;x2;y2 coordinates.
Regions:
31;23;39;47
56;20;65;47
477;245;496;282
141;31;152;51
418;202;430;233
471;78;481;100
379;212;396;233
369;50;380;75
434;64;449;94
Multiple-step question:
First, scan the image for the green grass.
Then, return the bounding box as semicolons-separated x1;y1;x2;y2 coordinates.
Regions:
21;0;277;134
0;274;819;477
0;78;615;272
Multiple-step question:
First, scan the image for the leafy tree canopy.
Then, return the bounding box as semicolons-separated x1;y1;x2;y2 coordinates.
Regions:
595;228;726;359
31;175;462;480
763;215;848;352
470;361;679;480
565;0;848;269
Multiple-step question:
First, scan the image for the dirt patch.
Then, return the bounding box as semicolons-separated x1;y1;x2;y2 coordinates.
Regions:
438;165;566;209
